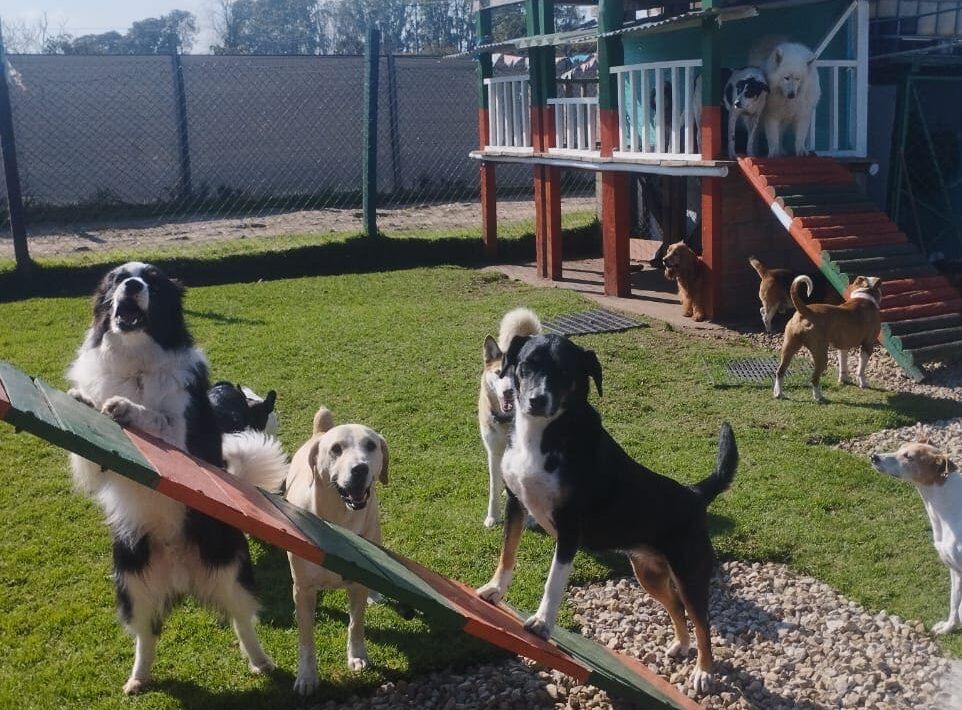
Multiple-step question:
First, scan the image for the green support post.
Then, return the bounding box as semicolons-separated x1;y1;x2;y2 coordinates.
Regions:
362;27;381;238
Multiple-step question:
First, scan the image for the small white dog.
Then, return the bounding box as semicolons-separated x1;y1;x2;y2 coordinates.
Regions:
871;440;961;634
753;40;821;156
478;307;542;527
284;407;389;695
723;67;769;158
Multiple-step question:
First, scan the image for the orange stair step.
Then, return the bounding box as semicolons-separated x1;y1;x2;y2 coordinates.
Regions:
884;276;953;294
881;300;962;322
881;287;960;309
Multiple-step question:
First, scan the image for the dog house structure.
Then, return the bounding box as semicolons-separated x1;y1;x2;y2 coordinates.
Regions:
468;0;962;379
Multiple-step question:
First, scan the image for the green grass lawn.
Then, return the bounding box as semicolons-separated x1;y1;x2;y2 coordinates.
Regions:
1;256;961;708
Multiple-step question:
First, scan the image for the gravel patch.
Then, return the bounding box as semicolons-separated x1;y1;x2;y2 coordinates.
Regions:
314;560;961;710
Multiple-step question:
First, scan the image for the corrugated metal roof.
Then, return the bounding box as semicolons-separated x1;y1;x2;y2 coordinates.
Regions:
445;26;598;58
600;6;758;38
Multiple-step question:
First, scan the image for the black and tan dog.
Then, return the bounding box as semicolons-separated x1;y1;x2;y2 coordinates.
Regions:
476;333;737;694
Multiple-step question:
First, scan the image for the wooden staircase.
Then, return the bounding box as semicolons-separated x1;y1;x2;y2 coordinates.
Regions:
737;156;962;382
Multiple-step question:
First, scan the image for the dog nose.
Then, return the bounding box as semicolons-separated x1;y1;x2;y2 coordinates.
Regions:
528;394;547;414
123;279;143;295
350;463;369;478
734;100;742;108
869;454;880;464
786;91;796;99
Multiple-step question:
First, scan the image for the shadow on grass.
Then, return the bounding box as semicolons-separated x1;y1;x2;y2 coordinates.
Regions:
0;225;602;303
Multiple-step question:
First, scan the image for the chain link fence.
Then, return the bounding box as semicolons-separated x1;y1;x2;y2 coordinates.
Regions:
0;50;597;262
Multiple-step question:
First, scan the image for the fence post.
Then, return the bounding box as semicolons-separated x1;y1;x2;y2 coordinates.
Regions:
362;27;381;238
170;46;193;200
0;37;30;277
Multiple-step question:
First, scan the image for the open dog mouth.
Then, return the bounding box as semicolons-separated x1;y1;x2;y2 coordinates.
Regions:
499;391;515;413
113;299;146;331
335;483;371;511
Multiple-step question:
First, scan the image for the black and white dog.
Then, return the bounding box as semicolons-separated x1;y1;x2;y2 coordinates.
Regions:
208;381;278;435
67;261;288;694
476;334;737;694
723;66;769;158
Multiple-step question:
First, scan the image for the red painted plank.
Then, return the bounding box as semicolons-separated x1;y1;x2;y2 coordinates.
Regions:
882;287;960;309
126;430;323;565
806;222;902;238
884;276;954;294
882;300;962;322
398;556;590;681
812;234;909;250
0;377;9;422
797;212;891;227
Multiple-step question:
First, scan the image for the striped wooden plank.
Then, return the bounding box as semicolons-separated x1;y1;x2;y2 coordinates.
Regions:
905;341;962;366
883;312;962;336
881;288;960;309
797;212;892;227
810;234;908;250
883;276;954;295
881;300;962;322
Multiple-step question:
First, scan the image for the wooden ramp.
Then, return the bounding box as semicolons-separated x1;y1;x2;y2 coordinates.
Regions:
0;360;700;710
737;156;962;382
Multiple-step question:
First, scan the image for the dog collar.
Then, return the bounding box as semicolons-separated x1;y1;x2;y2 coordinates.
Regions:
491;411;513;425
849;290;881;308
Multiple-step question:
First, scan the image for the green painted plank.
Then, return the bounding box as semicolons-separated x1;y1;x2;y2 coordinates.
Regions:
267;493;462;627
0;360;158;486
896;327;962;350
823;244;921;261
884;313;962;337
549;623;694;710
881;333;926;382
905;341;962;366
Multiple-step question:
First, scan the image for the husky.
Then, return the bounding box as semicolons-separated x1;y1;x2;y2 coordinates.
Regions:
752;40;821;157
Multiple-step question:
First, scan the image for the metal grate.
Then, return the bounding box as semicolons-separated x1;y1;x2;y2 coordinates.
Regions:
542;308;645;336
704;356;813;388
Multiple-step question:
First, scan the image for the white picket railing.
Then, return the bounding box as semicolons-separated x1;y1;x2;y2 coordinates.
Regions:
483;76;532;151
548;97;600;156
610;59;702;161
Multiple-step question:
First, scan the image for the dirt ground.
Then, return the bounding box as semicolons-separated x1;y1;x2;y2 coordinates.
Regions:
0;197;598;259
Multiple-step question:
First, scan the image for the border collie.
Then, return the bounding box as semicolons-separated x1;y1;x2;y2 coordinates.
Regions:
476;333;737;693
67;261;287;694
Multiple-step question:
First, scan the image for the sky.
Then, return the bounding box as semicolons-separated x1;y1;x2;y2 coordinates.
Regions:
0;0;219;52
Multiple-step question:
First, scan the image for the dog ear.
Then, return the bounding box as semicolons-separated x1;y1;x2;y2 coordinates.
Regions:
483;335;502;363
307;441;324;487
773;47;783;66
502;335;530;373
582;349;603;397
263;390;276;413
375;433;389;485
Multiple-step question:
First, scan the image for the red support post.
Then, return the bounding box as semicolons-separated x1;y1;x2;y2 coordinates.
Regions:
479;108;497;259
700;108;723;319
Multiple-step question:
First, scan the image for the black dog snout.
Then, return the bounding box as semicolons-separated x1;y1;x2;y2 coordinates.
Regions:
528;394;548;414
786;91;796;99
869;454;880;464
123;279;144;295
350;463;369;478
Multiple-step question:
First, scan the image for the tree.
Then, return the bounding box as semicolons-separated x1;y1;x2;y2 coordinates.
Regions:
211;0;324;55
1;13;53;53
41;10;197;54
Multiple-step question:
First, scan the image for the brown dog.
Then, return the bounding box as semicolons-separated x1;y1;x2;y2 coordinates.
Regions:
774;274;882;402
663;241;709;321
749;256;842;333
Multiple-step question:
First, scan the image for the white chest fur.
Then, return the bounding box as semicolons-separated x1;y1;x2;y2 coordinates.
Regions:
501;414;561;537
919;477;962;570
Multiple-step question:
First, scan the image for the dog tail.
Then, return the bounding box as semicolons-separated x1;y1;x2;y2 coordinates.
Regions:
790;275;815;320
748;256;768;279
498;307;542;352
222;430;289;493
691;422;738;506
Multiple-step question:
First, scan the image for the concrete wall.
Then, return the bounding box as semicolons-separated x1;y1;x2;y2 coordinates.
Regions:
2;54;528;210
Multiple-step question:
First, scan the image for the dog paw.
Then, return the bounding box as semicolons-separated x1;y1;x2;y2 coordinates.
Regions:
693;313;706;322
932;620;957;635
476;581;505;604
249;655;276;674
293;669;320;696
666;640;690;658
101;396;137;426
68;388;96;409
523;614;552;639
123;677;148;695
347;653;369;671
691;668;713;694
857;377;869;389
483;515;499;528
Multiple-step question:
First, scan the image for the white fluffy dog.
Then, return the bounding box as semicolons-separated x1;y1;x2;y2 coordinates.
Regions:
753;41;821;157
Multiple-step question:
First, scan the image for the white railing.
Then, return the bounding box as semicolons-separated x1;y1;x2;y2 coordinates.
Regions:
548;97;599;156
811;60;863;156
610;59;702;161
483;76;531;151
